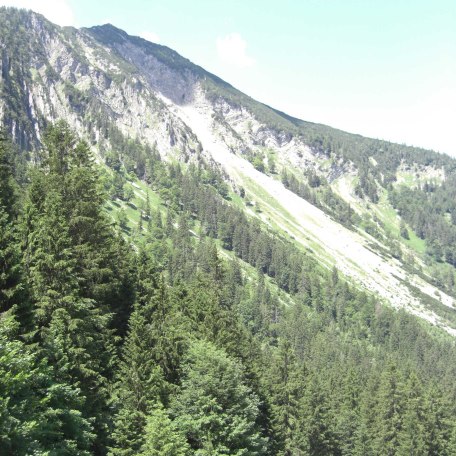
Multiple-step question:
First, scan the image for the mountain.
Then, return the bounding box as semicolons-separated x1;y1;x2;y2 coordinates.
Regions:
2;7;455;334
4;7;456;455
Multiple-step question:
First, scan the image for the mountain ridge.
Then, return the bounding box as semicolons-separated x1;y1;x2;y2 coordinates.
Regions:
1;6;456;335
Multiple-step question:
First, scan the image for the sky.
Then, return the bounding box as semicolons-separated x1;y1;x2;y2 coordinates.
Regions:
2;0;456;155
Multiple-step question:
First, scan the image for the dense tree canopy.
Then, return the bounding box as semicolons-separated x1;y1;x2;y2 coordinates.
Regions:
2;122;456;455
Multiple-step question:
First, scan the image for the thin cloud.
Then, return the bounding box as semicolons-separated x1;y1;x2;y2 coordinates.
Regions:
0;0;75;26
140;31;160;43
216;33;255;68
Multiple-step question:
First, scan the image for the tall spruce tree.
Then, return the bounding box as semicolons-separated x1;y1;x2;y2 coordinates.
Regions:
372;363;404;456
110;307;167;456
0;133;22;315
172;339;267;455
396;373;428;455
0;132;16;216
21;122;122;454
140;405;189;456
265;340;307;456
111;248;187;455
298;372;338;456
0;207;21;314
0;311;94;455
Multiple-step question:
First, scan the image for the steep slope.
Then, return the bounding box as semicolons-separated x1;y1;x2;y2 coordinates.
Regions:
169;92;456;334
86;22;456;333
0;8;200;158
1;7;456;333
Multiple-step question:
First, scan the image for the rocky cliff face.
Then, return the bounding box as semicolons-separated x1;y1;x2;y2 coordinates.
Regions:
1;7;456;334
0;9;201;158
0;9;341;181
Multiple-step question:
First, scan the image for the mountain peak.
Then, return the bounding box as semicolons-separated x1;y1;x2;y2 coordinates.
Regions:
87;22;209;79
87;23;128;43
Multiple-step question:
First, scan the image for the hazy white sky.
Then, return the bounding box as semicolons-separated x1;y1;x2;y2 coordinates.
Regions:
3;0;456;155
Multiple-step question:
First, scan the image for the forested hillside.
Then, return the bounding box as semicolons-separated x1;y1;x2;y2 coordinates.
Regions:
2;6;456;455
1;7;455;332
3;122;456;455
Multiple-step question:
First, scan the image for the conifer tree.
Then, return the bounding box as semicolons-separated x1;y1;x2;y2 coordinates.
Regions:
298;372;337;455
0;312;94;455
372;363;404;455
0;136;22;314
111;247;190;454
145;191;151;219
21;122;123;452
43;122;135;328
0;207;21;313
334;369;362;456
266;340;306;455
424;384;455;455
172;339;267;455
110;308;167;455
140;405;189;456
0;132;16;216
24;181;115;452
396;373;428;455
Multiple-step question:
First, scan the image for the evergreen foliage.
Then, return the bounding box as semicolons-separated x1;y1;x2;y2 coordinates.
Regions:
140;405;189;456
0;312;94;455
0;135;22;314
171;339;267;455
2;122;456;455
